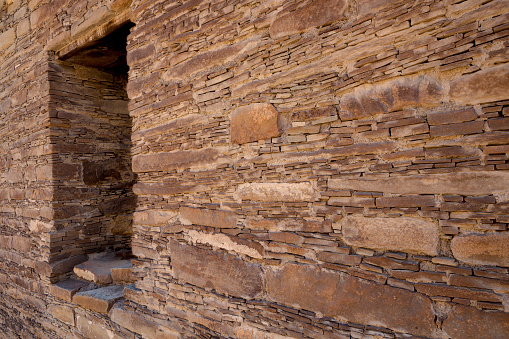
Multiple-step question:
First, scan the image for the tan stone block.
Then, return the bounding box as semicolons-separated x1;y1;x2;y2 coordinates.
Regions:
48;304;74;326
328;171;509;195
0;27;15;52
340;215;439;256
70;6;114;38
76;315;113;339
451;232;509;266
133;210;177;226
184;230;264;259
132;147;228;173
266;263;435;337
442;305;509;339
73;285;124;313
164;39;254;80
236;182;318;202
450;64;509;104
269;0;348;39
169;239;263;299
230;103;280;144
357;0;400;18
179;206;237;228
49;279;89;303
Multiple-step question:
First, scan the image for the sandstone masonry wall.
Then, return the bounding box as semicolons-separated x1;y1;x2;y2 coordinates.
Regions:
0;0;508;338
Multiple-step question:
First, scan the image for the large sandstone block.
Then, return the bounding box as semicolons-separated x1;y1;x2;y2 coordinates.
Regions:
266;263;436;337
230;103;280;144
73;285;124;313
179;206;237;228
269;0;348;39
451;232;509;266
328;171;509;195
169;239;263;299
339;76;442;120
236;182;318;202
164;39;254;80
450;64;509;104
132;147;228;173
245;218;332;233
442;305;509;339
184;230;264;259
48;304;75;326
0;27;15;52
340;215;439;256
133;210;177;226
76;315;113;339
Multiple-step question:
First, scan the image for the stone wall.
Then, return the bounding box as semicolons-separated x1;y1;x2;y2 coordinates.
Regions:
0;0;508;338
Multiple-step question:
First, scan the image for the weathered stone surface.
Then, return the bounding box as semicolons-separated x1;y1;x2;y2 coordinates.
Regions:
184;230;264;259
110;305;181;339
357;0;400;18
132;147;228;172
111;266;135;284
328;171;509;195
169;239;263;299
442;305;509;339
35;254;88;277
230;103;280;144
48;304;75;326
133;182;210;195
339;76;442;120
0;28;15;52
76;315;113;339
164;39;254;80
236;182;318;202
450;64;509;104
179;206;237;228
99;196;136;215
269;0;348;39
245;218;332;233
133;210;177;226
451;232;509;266
340;215;439;255
266;263;436;337
49;279;89;303
74;259;132;284
73;285;124;313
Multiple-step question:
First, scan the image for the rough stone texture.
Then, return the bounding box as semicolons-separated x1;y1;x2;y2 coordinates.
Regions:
328;171;509;195
74;259;132;284
73;285;124;314
451;232;509;266
132;148;228;172
169;239;263;299
442;305;509;339
341;216;439;255
450;64;509;104
49;279;90;303
236;182;318;202
179;207;237;228
266;263;436;337
48;304;75;326
269;0;348;39
2;0;509;338
230;103;280;144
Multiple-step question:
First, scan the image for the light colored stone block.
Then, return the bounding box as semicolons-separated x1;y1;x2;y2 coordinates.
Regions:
236;182;318;202
451;232;509;266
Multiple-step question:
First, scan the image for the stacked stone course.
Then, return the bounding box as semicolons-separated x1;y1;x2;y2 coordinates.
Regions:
0;0;509;338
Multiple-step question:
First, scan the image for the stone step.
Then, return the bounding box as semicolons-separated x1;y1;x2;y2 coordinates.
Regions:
74;259;132;284
49;278;91;303
73;285;124;314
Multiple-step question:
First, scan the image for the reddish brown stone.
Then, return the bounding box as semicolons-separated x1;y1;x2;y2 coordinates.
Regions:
430;121;484;137
35;254;88;277
450;64;509;104
230;103;280;144
415;283;503;302
316;252;362;266
269;0;348;39
376;195;436;208
291;106;338;122
449;274;509;292
179;206;237;228
48;304;75;326
132;148;227;172
328;171;509;195
73;285;124;314
49;279;90;303
364;256;419;271
133;182;209;195
488;117;509;131
266;263;436;337
427;108;477;126
442;305;509;339
169;239;263;299
341;215;439;256
451;232;509;266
